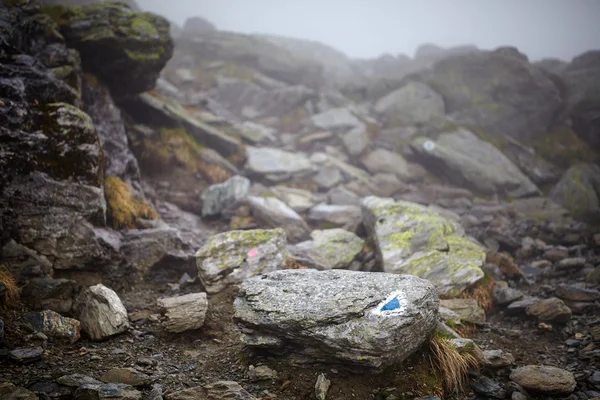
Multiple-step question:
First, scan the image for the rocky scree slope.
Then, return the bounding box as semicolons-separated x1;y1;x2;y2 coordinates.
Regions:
1;2;600;400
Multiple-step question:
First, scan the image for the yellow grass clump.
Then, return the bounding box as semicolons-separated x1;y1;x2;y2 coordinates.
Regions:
104;176;158;230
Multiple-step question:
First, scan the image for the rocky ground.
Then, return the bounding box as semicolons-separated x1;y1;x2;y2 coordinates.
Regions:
1;1;600;400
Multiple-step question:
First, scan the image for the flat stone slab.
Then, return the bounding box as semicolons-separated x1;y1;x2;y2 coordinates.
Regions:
234;269;439;371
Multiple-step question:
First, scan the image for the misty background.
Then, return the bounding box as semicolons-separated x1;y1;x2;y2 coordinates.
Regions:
136;0;600;61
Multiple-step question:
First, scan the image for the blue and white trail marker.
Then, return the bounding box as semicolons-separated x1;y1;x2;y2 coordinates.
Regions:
372;291;408;316
423;140;436;152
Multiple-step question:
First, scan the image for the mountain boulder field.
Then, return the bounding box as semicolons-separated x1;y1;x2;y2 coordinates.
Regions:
0;1;599;399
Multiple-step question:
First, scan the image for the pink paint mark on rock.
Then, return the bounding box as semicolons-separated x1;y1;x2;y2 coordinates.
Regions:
247;248;258;258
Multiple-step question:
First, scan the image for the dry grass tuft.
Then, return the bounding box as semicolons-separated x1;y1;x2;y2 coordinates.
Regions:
104;176;159;230
429;335;479;395
458;273;495;312
486;251;524;279
141;127;231;184
285;257;307;270
0;268;20;308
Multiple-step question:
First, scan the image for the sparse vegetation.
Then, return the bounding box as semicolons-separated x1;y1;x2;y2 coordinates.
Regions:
0;268;19;309
458;272;495;312
429;334;480;395
140;127;231;184
104;175;158;230
530;124;598;168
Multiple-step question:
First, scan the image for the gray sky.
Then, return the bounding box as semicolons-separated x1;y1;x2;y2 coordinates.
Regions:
137;0;600;61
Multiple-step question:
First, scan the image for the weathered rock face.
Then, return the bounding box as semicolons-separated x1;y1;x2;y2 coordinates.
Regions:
362;196;485;296
201;175;251;217
563;51;600;150
46;1;173;98
82;76;143;192
289;229;364;270
410;129;540;198
234;269;439;371
509;365;576;396
122;92;242;158
173;30;324;89
549;163;600;223
196;229;288;294
374;82;445;126
414;48;562;140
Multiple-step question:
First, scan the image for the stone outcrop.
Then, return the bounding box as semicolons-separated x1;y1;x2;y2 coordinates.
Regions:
234;269;439;371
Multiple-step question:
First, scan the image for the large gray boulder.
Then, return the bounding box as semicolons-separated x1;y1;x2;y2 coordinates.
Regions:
410;128;540;198
416;47;562;140
196;228;288;294
374;82;445;125
245;147;317;182
549;163;600;223
362;196;485;297
564;51;600;150
234;269;439;371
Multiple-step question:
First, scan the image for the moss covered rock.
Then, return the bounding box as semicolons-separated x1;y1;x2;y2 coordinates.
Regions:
310;229;364;269
196;228;288;294
362;196;485;297
44;1;173;98
549;163;600;223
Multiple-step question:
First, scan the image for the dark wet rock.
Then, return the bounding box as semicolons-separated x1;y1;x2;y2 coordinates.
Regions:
21;278;80;314
72;284;130;340
147;384;163;400
0;382;37;400
48;1;173;98
246;196;310;243
493;285;524;306
525;297;572;323
234;269;439;371
100;367;152;387
24;310;81;342
362;196;485;296
471;376;507;399
505;296;539;316
28;381;71;399
510;365;576;396
119;226;191;279
555;285;599;302
483;350;516;368
156;292;208;333
196;228;288;294
0;318;4;346
201;175;250;217
9;347;44;364
82;77;143;191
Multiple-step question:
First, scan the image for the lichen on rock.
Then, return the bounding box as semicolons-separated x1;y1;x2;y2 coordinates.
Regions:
43;1;174;98
362;196;485;297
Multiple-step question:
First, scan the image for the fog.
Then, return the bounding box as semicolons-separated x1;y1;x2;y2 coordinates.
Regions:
136;0;600;61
